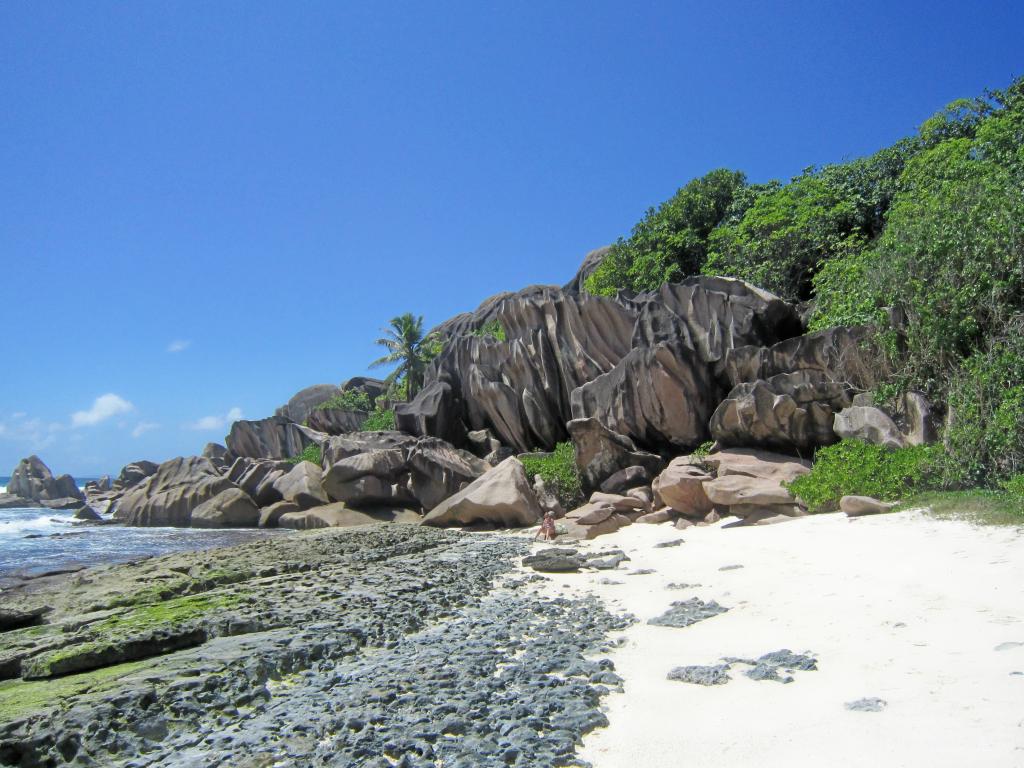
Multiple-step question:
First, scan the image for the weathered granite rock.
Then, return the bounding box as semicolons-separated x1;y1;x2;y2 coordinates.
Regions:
325;449;407;484
636;509;676;524
466;428;502;459
422;457;542;528
563;245;612;294
258;500;300;528
272;461;328;510
226;457;293;507
522;548;584;572
588;492;647;513
339;376;388;403
840;495;898;517
321;432;417;466
84;475;112;494
190;487;261;528
567;418;664;494
201;443;230;464
114;457;235;527
599;465;651;494
225;417;325;460
116;460;159;490
702;448;812;484
703;475;797;507
6;456;84;502
652;459;714;517
306;408;367;435
274;383;343;424
403;437;489;511
395;381;466;446
560;508;633;540
570;341;718;452
39;497;86;510
834;406;906;450
72;506;102;521
0;493;40;509
721;326;871;387
711;370;851;451
566;502;617;526
901;391;937;446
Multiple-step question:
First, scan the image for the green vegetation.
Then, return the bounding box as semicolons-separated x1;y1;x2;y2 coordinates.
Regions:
519;442;584;509
362;408;396;431
315;390;372;412
786;440;939;513
586;76;1024;490
691;440;714;458
898;490;1024;527
0;659;157;721
370;313;441;402
286;443;322;466
471;318;507;341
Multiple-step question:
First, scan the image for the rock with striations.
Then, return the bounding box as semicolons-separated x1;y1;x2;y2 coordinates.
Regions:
720;326;871;389
833;406;906;450
563;245;612;295
116;460;159;490
570;341;718;452
225;417;325;461
421;457;542;528
404;437;489;511
113;456;235;527
306;408;368;436
567;418;664;495
190;488;261;528
226;457;293;507
7;456;84;502
274;384;343;424
272;461;328;510
702;448;812;485
395;381;466;447
321;431;417;466
201;443;232;470
599;465;652;495
901;391;937;446
710;370;851;451
652;459;714;517
703;475;797;507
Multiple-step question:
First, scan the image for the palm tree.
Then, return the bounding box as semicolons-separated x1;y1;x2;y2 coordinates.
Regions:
370;313;430;401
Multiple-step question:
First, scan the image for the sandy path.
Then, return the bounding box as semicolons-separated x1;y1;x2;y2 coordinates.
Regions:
529;510;1024;768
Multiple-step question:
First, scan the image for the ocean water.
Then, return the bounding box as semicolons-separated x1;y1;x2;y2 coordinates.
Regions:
0;501;290;587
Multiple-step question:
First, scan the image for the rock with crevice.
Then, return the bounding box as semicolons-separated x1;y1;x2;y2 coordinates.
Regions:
272;462;329;510
6;456;84;502
225;417;326;460
421;457;542;528
833;406;906;450
114;456;236;527
567;418;664;495
191;488;261;528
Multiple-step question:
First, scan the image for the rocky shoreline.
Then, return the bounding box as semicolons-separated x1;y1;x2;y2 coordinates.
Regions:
0;526;630;767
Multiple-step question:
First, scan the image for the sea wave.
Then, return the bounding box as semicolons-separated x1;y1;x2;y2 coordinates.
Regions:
0;512;72;538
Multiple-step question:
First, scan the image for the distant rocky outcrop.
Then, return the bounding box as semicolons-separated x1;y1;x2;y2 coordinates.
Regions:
6;456;83;503
225;417;325;460
274;384;342;424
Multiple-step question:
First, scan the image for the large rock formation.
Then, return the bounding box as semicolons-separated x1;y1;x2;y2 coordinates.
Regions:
225;417;325;460
6;456;84;502
398;277;802;459
567;418;664;494
422;457;542;528
307;408;368;435
275;384;343;424
190;488;261;528
114;456;235;527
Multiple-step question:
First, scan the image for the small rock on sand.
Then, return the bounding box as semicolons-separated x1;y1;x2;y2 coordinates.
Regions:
845;697;887;712
667;664;731;686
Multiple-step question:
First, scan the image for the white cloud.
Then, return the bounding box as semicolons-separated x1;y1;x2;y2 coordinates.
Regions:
131;421;160;438
71;394;135;427
185;407;243;431
167;339;191;353
0;414;64;451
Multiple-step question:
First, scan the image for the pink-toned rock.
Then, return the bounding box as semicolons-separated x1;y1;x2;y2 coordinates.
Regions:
652;459;713;516
840;495;897;517
566;502;616;526
589;492;647;512
702;448;811;484
703;475;796;506
560;512;633;540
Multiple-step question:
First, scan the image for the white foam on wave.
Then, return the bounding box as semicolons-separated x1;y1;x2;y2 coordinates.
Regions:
0;512;72;538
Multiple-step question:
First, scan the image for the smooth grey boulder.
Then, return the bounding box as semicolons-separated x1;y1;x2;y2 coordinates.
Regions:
274;384;343;424
570;341;717;452
7;456;84;502
113;456;235;527
258;500;300;528
834;406;906;450
711;370;851;451
190;488;261;528
422;457;542;528
306;408;367;435
840;495;898;517
225;417;325;460
116;460;159;490
567;418;664;494
272;462;328;510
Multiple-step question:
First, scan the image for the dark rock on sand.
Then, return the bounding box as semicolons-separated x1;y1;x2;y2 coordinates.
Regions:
667;664;732;686
648;598;730;628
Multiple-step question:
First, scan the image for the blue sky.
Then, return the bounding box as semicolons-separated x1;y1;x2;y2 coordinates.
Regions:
1;1;1021;476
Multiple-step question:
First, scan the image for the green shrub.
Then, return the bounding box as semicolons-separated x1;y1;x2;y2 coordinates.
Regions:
940;336;1024;487
315;390;372;412
519;442;584;509
362;408;396;431
691;440;714;458
287;443;322;466
471;319;506;341
1003;474;1024;500
786;439;940;513
584;169;746;296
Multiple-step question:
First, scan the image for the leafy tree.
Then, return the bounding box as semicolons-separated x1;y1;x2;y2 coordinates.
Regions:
370;313;434;401
585;169;746;295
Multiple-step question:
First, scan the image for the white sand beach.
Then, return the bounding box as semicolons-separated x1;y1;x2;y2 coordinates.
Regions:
528;511;1024;768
